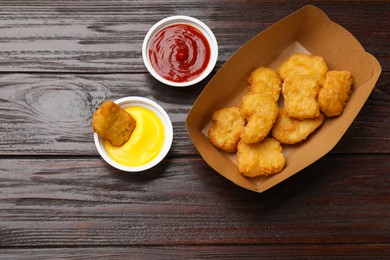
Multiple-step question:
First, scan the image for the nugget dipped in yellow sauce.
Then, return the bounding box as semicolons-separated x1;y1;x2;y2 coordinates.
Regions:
247;67;282;101
92;100;136;146
318;70;353;117
208;106;245;153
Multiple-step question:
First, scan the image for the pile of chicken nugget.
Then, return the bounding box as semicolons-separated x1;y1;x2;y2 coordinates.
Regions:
208;53;353;177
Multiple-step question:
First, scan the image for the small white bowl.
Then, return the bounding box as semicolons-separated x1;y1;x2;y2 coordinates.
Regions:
142;15;218;87
94;97;173;172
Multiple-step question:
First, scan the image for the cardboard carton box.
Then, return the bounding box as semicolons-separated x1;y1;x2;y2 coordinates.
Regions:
186;5;381;192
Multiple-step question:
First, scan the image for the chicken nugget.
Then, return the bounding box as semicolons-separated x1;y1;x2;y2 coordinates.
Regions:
282;76;321;120
279;53;328;83
239;94;279;143
237;138;286;177
248;67;282;101
318;70;353;117
92;100;136;146
208;106;245;153
272;108;324;144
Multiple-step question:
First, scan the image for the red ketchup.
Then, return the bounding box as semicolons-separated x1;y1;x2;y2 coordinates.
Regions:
148;24;211;83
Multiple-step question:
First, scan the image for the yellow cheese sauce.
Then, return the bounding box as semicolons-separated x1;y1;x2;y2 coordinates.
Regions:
103;106;165;166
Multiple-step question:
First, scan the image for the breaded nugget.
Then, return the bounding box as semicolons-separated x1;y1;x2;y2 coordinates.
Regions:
282;76;321;120
279;53;328;83
272;108;324;144
318;70;353;117
208;106;245;152
237;138;286;177
239;94;279;143
248;67;282;101
92;100;136;146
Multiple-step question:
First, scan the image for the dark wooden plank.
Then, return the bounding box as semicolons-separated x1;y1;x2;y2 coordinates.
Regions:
0;73;205;156
0;72;388;155
332;71;390;154
0;0;388;72
0;155;389;247
0;0;388;257
1;244;389;259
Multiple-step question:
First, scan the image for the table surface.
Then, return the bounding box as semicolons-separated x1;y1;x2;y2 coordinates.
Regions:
0;1;389;259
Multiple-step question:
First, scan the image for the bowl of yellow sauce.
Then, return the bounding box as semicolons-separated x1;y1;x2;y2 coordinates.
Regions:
94;96;173;172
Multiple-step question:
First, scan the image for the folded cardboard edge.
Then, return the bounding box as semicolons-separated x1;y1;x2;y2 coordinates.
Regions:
253;51;382;193
185;5;329;192
186;123;259;191
254;51;381;193
366;52;382;85
185;5;382;193
185;5;326;193
186;5;328;131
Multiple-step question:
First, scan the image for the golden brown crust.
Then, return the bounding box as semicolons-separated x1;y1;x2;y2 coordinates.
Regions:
207;106;245;153
247;67;282;101
272;108;324;144
318;70;353;117
237;138;286;177
282;76;321;120
239;94;279;144
206;53;352;179
92;100;136;146
278;53;328;83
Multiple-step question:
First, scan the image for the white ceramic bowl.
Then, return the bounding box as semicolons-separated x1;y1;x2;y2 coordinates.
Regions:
94;97;173;172
142;15;218;87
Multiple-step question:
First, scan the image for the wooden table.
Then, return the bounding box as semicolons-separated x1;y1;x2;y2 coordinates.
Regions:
1;1;389;258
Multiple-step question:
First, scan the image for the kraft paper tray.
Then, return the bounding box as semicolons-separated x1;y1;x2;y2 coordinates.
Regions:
186;5;382;193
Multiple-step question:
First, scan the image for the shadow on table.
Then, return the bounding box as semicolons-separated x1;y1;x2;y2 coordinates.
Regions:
204;155;339;211
108;156;171;183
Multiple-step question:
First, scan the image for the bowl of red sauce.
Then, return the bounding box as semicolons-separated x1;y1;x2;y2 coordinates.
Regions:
142;16;218;87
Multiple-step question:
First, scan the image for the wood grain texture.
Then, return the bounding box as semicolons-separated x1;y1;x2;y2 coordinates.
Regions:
0;72;388;155
0;0;388;72
0;73;205;155
0;156;389;247
1;244;389;259
0;0;389;257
